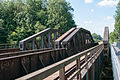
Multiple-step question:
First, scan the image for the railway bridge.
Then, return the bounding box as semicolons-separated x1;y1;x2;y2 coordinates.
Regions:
0;27;116;80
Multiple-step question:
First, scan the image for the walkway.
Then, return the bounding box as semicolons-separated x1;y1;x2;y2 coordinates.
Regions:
113;43;120;61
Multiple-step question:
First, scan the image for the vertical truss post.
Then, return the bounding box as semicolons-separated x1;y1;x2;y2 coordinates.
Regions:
41;35;44;48
32;39;35;49
48;32;51;48
19;41;24;50
54;32;57;48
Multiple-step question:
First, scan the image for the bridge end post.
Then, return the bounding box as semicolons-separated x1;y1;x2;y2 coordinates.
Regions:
103;27;109;62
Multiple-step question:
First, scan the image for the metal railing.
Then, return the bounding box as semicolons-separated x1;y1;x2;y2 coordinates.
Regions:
16;43;104;80
19;28;63;50
110;44;120;80
0;48;66;80
0;44;18;49
0;48;51;58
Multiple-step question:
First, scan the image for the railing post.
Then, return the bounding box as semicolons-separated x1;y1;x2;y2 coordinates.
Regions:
88;49;94;80
41;35;44;48
88;67;92;80
92;63;95;80
84;53;88;80
85;53;88;70
76;58;80;80
59;67;65;80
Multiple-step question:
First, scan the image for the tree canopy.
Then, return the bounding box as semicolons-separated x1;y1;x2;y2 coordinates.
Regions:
110;1;120;43
0;0;75;44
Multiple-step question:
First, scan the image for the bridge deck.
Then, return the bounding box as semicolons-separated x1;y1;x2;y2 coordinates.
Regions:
111;44;120;80
42;55;93;80
44;61;76;80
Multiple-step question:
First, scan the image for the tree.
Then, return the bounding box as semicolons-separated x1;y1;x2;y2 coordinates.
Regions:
110;30;118;44
109;1;120;43
92;33;102;42
47;0;75;32
8;0;48;43
0;19;7;44
0;0;75;44
0;1;23;43
115;2;120;31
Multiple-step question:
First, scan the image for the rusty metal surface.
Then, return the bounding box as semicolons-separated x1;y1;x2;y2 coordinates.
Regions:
0;48;20;53
0;48;52;58
0;48;66;80
0;44;18;49
0;27;101;80
19;28;63;50
103;27;109;42
62;28;80;44
62;28;93;45
16;44;104;80
61;28;97;56
55;28;76;43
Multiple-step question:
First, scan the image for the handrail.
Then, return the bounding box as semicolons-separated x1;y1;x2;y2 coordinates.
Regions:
20;28;63;43
55;27;76;48
16;43;104;80
55;28;76;42
0;44;18;49
0;48;52;58
62;28;80;44
110;44;120;80
0;48;20;53
0;48;65;60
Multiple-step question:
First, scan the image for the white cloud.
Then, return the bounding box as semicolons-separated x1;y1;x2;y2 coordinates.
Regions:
85;0;93;3
84;21;93;24
112;22;115;26
109;22;115;32
98;0;119;7
90;9;94;12
104;16;114;20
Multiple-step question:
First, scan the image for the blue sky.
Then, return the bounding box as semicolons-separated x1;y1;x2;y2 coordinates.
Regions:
66;0;119;37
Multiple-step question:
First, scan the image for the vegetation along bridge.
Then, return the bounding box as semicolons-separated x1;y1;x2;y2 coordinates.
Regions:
0;27;118;80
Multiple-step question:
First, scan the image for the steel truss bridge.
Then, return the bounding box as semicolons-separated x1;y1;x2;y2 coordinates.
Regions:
0;27;117;80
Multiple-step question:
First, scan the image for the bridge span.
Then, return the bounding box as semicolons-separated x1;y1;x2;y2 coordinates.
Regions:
0;27;113;80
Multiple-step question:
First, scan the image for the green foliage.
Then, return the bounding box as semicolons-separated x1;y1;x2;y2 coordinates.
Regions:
110;1;120;43
0;0;75;44
110;30;118;44
92;33;102;42
115;2;120;31
47;0;75;32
